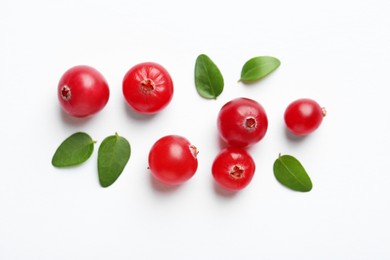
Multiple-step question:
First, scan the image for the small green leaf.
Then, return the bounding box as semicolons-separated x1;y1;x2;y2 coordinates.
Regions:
194;54;224;99
273;154;312;192
52;132;94;167
98;133;131;188
240;56;280;82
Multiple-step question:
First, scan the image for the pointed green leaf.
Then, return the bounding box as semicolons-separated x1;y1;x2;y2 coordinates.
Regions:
98;133;131;188
194;54;224;99
273;154;312;192
52;132;94;167
240;56;280;82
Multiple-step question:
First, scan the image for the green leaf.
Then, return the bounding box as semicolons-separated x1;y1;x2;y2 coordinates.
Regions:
52;132;95;167
98;133;131;188
194;54;224;99
273;154;312;192
240;56;280;82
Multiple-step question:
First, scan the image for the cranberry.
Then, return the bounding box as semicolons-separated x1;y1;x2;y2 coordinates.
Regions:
217;97;268;147
212;147;256;191
148;135;198;185
58;65;110;118
123;62;174;114
284;98;326;136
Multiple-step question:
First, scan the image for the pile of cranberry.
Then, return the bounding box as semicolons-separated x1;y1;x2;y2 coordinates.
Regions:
58;62;325;191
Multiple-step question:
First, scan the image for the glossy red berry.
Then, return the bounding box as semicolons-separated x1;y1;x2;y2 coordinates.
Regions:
284;98;326;136
212;147;256;191
148;135;198;185
217;97;268;148
58;65;110;118
122;62;174;114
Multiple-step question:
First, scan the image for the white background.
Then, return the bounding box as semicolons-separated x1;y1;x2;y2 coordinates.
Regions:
1;0;390;259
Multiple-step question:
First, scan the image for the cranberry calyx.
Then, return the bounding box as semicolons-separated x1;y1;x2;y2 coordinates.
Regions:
141;79;155;93
189;145;199;158
321;107;327;117
230;165;244;179
244;117;257;130
61;85;71;101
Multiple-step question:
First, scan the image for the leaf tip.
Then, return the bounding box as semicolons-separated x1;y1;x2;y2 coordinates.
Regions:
51;160;58;168
99;182;110;188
